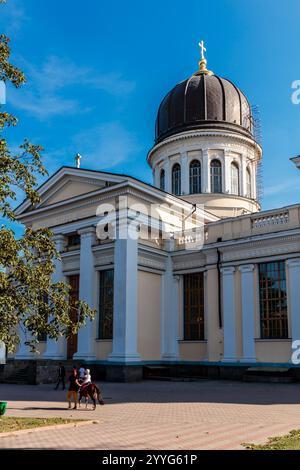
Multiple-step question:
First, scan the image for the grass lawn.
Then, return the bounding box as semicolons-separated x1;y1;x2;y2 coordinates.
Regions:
244;430;300;450
0;417;81;433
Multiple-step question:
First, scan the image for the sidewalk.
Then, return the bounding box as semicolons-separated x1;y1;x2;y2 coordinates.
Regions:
1;380;300;449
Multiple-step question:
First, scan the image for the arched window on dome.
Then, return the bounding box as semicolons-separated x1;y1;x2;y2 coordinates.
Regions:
246;167;251;198
189;160;201;194
160;168;165;191
172;163;181;195
210;159;222;193
231;162;240;195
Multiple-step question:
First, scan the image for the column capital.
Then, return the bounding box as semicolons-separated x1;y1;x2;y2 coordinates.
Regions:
239;264;255;273
78;226;96;236
221;266;235;275
286;258;300;269
52;234;67;252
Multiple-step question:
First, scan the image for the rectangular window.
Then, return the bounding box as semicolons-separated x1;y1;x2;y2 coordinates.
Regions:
183;272;205;340
98;269;114;339
67;234;80;248
259;261;288;339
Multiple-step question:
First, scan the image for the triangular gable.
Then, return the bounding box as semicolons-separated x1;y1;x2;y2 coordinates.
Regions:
15;166;126;216
38;176;111;208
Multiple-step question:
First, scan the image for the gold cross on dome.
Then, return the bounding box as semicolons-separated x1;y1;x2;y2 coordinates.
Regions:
198;40;206;60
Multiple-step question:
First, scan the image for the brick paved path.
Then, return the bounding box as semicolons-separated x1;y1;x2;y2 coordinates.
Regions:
1;380;300;450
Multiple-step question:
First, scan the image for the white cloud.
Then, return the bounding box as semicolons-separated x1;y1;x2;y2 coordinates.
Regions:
264;178;300;197
8;89;82;119
8;55;135;120
72;122;141;170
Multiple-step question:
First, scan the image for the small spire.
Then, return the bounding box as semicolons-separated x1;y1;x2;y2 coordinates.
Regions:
195;40;213;76
75;153;82;168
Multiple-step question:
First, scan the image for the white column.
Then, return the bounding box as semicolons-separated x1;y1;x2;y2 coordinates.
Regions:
224;152;231;193
161;252;180;361
202;149;209;193
43;234;67;359
0;341;5;364
14;324;35;359
154;165;160;189
180;152;189;195
252;162;257;200
221;266;237;362
287;259;300;344
73;227;96;360
108;215;141;362
163;158;171;193
239;265;256;362
241;156;247;197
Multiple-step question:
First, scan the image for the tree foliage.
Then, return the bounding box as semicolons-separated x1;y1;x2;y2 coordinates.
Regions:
0;5;95;353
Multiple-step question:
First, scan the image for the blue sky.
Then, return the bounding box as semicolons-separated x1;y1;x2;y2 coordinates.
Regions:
1;0;300;219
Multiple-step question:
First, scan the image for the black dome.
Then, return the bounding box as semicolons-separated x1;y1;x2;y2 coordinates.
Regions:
155;73;253;143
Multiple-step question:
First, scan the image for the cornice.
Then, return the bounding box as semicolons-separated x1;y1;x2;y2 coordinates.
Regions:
18;180;202;226
147;129;262;164
220;238;300;262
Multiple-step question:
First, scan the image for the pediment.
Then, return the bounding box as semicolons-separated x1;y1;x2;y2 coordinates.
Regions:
38;176;109;208
15;167;126;215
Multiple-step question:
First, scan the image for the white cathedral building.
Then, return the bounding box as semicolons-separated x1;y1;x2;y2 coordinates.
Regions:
8;46;300;382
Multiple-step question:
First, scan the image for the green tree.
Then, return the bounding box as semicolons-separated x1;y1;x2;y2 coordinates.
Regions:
0;5;95;354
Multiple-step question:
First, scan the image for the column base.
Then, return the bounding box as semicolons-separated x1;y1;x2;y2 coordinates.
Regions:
161;354;180;361
43;353;66;360
221;357;238;363
108;353;141;363
73;353;96;361
14;355;35;360
240;357;257;363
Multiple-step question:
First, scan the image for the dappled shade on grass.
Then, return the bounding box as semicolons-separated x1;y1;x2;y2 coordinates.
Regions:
0;417;81;433
244;429;300;450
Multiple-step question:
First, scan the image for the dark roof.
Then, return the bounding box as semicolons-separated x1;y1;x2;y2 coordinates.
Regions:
155;73;253;143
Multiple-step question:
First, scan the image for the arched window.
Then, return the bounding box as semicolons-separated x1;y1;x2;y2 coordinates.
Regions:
172;163;181;195
160;168;165;191
231;162;240;195
246;167;251;198
189;160;201;194
210;159;222;193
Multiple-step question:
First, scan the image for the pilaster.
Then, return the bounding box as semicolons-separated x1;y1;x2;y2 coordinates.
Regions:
221;266;237;362
73;227;97;361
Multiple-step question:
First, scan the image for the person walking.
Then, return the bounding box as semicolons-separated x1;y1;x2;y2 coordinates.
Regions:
67;367;81;409
54;362;66;390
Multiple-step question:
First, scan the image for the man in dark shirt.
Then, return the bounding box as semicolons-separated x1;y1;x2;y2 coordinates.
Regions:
54;362;66;390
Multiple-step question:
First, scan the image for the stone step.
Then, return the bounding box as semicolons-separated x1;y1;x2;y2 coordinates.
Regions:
4;380;29;385
5;367;29;384
243;366;294;383
144;366;171;379
243;375;294;384
145;375;208;382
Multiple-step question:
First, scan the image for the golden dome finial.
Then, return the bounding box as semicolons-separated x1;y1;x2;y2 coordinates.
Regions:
196;40;213;76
